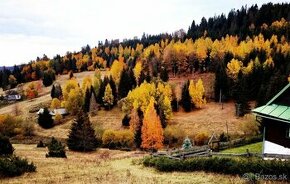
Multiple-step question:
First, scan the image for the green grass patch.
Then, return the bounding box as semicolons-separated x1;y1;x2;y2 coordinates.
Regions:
221;142;262;153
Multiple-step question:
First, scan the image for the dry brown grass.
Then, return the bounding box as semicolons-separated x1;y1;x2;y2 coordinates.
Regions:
1;144;245;184
170;101;247;137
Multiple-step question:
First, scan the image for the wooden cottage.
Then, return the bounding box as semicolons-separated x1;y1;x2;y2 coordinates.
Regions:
252;83;290;155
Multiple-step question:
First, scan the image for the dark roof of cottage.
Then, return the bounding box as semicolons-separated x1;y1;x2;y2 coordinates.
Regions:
252;83;290;123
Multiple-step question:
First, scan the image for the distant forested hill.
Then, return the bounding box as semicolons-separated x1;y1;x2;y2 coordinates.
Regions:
0;2;290;107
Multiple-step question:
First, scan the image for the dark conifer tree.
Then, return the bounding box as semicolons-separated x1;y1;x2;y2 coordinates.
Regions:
46;137;66;158
171;97;179;112
234;71;250;116
84;87;91;113
51;85;56;99
138;71;146;85
145;72;151;83
135;109;143;148
0;135;14;156
67;111;100;152
118;69;132;99
128;68;136;88
180;80;191;112
109;75;117;104
122;114;130;127
214;63;229;102
38;108;54;129
42;71;54;87
160;67;169;82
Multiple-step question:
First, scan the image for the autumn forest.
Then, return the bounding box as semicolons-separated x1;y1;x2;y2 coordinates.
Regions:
1;2;290;183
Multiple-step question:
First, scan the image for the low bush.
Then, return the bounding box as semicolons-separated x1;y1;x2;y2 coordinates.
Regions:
194;131;209;146
102;129;134;149
0;155;36;177
36;140;46;148
0;135;14;156
54;113;63;125
143;156;290;181
164;125;185;146
46;137;66;158
21;120;35;136
0;115;23;137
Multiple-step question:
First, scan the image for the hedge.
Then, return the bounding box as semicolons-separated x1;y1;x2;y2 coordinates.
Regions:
143;156;290;181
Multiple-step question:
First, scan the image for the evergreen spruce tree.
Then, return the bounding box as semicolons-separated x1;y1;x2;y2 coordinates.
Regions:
46;137;66;158
128;68;137;88
67;111;100;152
69;70;74;79
171;97;179;112
138;71;146;85
214;63;229;102
122;114;131;127
160;67;169;82
51;85;56;99
118;69;132;99
97;77;106;105
135;109;143;148
42;71;54;87
89;86;98;114
182;137;193;150
84;87;91;113
38;108;54;129
145;72;151;83
234;71;250;116
0;135;14;156
109;76;117;104
180;80;191;112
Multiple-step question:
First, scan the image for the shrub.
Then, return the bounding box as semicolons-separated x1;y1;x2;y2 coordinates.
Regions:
21;120;35;136
0;155;36;177
240;115;260;137
0;115;22;137
102;129;134;149
36;140;45;148
143;156;290;181
54;113;63;125
164;125;185;146
0;135;14;156
46;137;66;158
194;131;209;146
37;108;54;129
50;98;61;109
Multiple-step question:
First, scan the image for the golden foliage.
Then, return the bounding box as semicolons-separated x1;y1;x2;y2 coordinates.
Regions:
103;84;114;108
141;97;164;150
189;79;206;108
51;98;61;109
227;58;243;78
133;61;142;85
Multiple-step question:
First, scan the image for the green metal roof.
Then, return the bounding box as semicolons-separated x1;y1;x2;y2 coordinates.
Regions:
252;83;290;123
252;104;290;122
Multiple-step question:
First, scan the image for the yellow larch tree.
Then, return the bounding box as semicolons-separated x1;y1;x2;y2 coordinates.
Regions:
227;58;243;79
141;97;164;151
133;61;142;85
103;84;114;109
189;79;206;108
51;98;61;109
110;59;124;86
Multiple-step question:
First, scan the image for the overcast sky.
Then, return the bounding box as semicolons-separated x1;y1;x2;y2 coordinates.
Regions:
0;0;286;66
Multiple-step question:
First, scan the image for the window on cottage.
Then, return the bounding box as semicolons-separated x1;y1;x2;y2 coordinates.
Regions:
287;126;290;139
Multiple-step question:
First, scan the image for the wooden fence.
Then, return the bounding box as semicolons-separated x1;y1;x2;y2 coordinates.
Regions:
153;148;290;160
